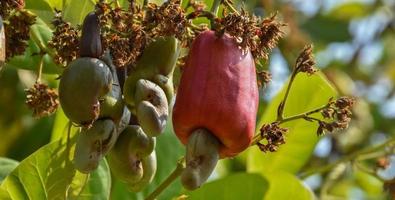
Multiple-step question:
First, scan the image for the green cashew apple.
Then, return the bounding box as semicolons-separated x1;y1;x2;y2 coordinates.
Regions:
128;151;157;192
181;129;220;190
80;12;102;58
74;119;118;173
107;125;155;184
59;57;112;126
123;36;179;110
99;52;124;123
135;79;169;137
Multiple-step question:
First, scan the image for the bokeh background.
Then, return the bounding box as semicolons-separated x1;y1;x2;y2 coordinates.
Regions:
1;0;395;199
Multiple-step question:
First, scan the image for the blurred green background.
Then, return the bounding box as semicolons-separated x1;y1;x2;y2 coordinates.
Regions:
1;0;395;199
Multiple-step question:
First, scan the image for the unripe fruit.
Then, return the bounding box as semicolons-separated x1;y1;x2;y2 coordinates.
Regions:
135;79;169;137
123;36;179;109
59;57;112;126
99;52;124;123
181;129;219;190
74;119;117;173
107;126;155;184
80;12;102;58
0;16;4;70
173;30;259;158
128;151;157;192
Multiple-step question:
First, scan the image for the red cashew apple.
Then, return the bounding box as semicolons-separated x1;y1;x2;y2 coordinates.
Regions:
173;30;259;158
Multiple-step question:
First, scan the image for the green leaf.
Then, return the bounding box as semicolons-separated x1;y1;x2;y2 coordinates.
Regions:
0;158;19;184
75;159;111;200
5;17;62;74
0;136;78;199
0;187;11;200
262;170;314;200
25;0;54;25
301;15;351;43
328;2;371;20
63;0;95;25
50;108;70;142
186;173;268;200
247;72;337;174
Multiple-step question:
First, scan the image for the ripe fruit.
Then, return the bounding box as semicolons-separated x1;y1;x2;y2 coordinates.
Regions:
74;119;117;173
59;57;112;126
172;30;259;190
173;30;259;158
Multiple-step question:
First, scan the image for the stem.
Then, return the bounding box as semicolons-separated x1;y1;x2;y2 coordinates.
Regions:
115;0;120;8
250;103;328;146
277;71;298;121
210;0;221;16
278;104;329;125
145;159;185;200
30;24;56;58
222;0;239;15
299;137;395;178
36;56;44;83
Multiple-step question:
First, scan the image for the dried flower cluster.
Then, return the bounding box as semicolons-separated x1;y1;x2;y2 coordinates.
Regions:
96;2;147;69
0;0;36;60
317;97;356;135
145;0;188;40
257;70;272;88
218;11;285;60
295;44;317;75
25;82;59;118
0;0;24;17
48;10;80;66
257;122;288;152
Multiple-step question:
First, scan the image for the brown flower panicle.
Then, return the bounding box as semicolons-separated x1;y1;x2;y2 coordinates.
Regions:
257;70;272;88
255;13;286;60
48;10;80;67
4;9;36;60
257;123;288;152
144;0;188;40
318;97;356;135
96;2;147;69
217;9;285;60
0;0;25;17
295;44;317;75
25;82;59;118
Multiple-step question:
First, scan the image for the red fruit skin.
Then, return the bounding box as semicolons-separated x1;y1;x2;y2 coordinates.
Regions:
172;30;259;158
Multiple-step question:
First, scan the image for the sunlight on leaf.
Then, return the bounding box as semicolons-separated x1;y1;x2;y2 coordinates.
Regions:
0;158;19;184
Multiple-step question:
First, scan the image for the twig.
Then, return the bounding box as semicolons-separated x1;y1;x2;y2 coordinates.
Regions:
145;158;185;200
299;137;395;178
250;104;328;145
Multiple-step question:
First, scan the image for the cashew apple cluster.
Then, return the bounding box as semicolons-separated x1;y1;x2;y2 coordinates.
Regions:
59;11;258;192
58;12;178;191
